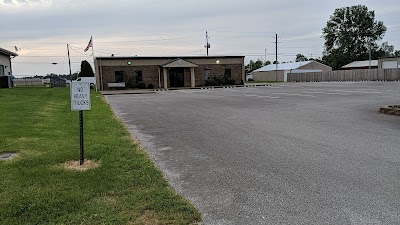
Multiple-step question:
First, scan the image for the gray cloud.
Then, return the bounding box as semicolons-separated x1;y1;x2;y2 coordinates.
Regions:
1;0;399;76
1;0;13;4
1;0;45;4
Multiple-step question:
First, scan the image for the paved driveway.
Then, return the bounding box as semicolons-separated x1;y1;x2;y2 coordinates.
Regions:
106;82;400;225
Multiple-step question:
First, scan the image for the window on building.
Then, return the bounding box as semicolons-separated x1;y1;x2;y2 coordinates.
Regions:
0;65;4;76
205;69;211;80
135;70;143;82
224;69;232;79
115;71;124;82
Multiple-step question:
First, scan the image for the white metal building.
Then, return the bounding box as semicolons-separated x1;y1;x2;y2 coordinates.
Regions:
0;47;18;76
341;60;379;70
379;57;400;69
251;61;332;82
0;47;18;88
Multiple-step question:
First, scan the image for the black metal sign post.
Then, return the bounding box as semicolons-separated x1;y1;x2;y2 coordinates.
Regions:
71;81;90;166
79;110;84;165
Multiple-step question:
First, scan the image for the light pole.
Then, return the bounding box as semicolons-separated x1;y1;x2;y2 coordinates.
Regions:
368;38;372;70
265;48;267;63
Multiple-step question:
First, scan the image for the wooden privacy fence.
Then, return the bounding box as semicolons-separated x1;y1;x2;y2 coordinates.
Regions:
288;68;400;82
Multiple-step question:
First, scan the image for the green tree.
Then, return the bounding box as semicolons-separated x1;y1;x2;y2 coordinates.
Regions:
264;60;271;66
322;5;386;69
245;60;254;73
79;60;94;77
295;54;308;62
245;59;265;73
71;72;79;80
374;42;396;57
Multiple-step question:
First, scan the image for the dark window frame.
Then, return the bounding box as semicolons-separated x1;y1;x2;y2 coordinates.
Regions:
224;69;232;79
115;71;124;82
135;70;143;82
0;65;4;76
205;69;211;80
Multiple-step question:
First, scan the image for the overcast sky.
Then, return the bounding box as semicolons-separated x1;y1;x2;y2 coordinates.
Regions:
1;0;399;77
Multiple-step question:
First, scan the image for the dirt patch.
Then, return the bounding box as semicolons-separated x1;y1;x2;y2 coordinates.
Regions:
0;153;18;161
62;160;101;172
379;105;400;116
92;195;118;205
127;211;160;225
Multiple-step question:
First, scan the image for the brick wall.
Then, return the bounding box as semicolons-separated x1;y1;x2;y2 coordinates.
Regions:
101;65;160;90
99;62;243;90
196;64;242;86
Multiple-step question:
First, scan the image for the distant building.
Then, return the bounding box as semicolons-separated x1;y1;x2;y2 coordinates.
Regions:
341;60;378;70
95;56;245;90
378;57;400;69
0;47;18;76
0;47;18;88
251;61;332;82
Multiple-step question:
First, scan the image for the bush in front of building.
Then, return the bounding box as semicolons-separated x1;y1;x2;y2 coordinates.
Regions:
126;76;136;88
205;76;236;86
148;84;154;89
137;81;146;89
126;72;147;89
226;79;235;85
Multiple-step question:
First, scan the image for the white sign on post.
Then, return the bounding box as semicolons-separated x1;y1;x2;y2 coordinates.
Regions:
71;82;91;111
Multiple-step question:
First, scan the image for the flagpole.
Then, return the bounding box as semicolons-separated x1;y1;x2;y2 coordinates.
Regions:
91;35;97;92
67;44;72;82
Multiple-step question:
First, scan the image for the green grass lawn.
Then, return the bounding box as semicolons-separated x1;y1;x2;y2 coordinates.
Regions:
0;88;201;225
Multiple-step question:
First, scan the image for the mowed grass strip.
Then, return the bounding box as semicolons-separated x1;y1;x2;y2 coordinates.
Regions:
0;88;201;225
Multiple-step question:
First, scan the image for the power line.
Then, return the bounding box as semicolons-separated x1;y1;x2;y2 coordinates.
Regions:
11;36;202;45
69;46;92;56
178;49;205;55
0;31;203;39
207;29;276;34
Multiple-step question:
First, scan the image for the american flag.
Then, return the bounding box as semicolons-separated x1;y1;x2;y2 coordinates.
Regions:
84;36;93;52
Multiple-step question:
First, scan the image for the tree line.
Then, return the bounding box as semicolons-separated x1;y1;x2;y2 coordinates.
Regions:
246;4;399;72
19;60;94;79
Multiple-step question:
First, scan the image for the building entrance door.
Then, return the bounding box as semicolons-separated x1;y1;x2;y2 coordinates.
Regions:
169;68;184;87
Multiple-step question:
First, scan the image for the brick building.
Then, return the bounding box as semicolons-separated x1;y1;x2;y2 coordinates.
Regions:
95;56;245;90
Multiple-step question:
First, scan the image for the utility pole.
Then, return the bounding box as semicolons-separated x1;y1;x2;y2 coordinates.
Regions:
368;39;372;70
275;33;278;82
205;30;210;56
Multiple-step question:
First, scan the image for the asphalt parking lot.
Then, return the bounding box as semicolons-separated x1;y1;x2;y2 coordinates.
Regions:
106;82;400;225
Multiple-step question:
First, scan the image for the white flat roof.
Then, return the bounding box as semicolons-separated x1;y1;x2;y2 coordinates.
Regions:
342;60;378;68
0;47;18;57
253;61;313;72
290;69;322;73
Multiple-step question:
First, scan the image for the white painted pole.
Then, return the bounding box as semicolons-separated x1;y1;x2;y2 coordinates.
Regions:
91;35;97;92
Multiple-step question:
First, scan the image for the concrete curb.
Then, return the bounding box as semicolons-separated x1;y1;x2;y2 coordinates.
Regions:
379;105;400;116
101;91;157;95
101;84;277;95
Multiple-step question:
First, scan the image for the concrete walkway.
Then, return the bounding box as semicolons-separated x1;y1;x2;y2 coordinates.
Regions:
101;83;276;95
